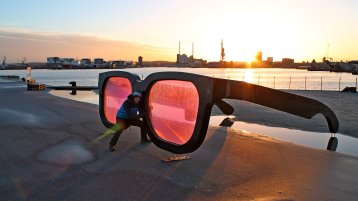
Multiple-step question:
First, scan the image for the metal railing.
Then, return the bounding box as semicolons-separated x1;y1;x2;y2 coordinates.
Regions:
220;75;358;91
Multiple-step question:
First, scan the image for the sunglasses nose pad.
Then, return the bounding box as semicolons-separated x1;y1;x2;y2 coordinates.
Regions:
215;99;234;115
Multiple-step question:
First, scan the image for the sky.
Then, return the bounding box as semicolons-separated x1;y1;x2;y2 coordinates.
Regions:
1;0;358;63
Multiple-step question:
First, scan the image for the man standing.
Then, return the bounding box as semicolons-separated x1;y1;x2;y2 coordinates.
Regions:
109;91;151;152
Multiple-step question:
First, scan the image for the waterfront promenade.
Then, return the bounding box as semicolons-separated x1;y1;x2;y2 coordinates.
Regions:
1;79;358;201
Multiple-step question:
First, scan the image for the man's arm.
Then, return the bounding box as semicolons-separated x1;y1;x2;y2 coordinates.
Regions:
123;101;143;119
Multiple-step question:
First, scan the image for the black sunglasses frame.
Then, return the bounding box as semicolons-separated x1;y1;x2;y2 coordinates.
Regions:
99;71;339;154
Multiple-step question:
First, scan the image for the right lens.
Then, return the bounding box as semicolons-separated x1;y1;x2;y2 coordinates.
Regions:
104;77;132;124
148;80;199;145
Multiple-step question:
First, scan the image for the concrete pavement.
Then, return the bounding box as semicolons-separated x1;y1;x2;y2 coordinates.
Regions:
1;80;358;201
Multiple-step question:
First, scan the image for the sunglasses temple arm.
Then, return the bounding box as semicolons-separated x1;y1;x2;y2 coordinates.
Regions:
225;80;339;133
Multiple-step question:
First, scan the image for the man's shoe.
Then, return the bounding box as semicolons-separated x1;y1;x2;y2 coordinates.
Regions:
141;139;151;144
109;145;116;152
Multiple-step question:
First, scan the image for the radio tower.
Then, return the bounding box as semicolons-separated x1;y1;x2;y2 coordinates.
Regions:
220;39;225;62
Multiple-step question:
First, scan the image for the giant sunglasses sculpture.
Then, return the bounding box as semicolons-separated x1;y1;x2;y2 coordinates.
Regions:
98;71;339;154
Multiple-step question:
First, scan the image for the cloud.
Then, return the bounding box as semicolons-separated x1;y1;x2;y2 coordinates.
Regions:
0;28;176;62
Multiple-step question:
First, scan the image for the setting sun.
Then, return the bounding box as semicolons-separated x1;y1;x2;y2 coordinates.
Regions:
242;49;257;62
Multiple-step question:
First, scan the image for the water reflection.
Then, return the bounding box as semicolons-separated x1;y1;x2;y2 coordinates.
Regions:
210;116;358;157
243;69;254;83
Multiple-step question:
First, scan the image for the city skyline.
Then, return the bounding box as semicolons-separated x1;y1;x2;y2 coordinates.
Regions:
1;0;358;63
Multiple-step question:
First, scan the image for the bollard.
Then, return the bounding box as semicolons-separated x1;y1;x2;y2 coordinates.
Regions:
273;76;275;89
69;81;77;95
339;77;341;91
26;66;31;81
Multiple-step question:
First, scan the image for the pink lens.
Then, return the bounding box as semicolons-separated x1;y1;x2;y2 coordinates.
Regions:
148;80;199;145
104;77;132;124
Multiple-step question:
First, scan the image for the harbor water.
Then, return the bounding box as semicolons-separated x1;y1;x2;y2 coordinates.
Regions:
1;67;357;90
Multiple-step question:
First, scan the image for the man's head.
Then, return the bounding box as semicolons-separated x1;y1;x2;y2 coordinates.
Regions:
133;91;142;104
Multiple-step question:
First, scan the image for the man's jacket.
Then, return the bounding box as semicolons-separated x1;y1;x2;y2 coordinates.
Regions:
116;94;143;120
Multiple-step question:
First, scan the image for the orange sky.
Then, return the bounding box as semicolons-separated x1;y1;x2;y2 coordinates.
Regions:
1;0;358;63
0;28;175;63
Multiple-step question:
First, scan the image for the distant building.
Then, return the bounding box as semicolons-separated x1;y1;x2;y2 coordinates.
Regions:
46;57;78;69
80;58;91;68
177;54;189;64
60;58;75;64
282;58;294;66
47;57;60;63
60;58;76;68
207;62;222;68
191;58;207;67
138;56;143;66
80;58;91;65
93;58;105;68
255;51;262;62
94;58;104;64
267;57;273;63
111;60;129;68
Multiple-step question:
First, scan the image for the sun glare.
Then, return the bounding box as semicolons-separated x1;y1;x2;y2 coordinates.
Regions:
241;50;257;62
243;69;254;83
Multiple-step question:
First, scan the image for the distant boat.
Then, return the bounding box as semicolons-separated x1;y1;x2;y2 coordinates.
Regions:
352;64;358;75
309;59;358;73
349;60;358;75
308;62;330;71
331;61;357;73
296;65;309;70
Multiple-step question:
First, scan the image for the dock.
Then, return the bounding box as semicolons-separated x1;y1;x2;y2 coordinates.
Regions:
46;85;98;90
1;81;358;201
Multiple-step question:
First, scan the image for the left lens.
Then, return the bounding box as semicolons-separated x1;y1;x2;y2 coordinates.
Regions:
148;80;199;145
104;77;132;124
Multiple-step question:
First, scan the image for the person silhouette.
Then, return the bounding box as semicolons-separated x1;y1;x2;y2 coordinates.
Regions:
109;91;151;152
